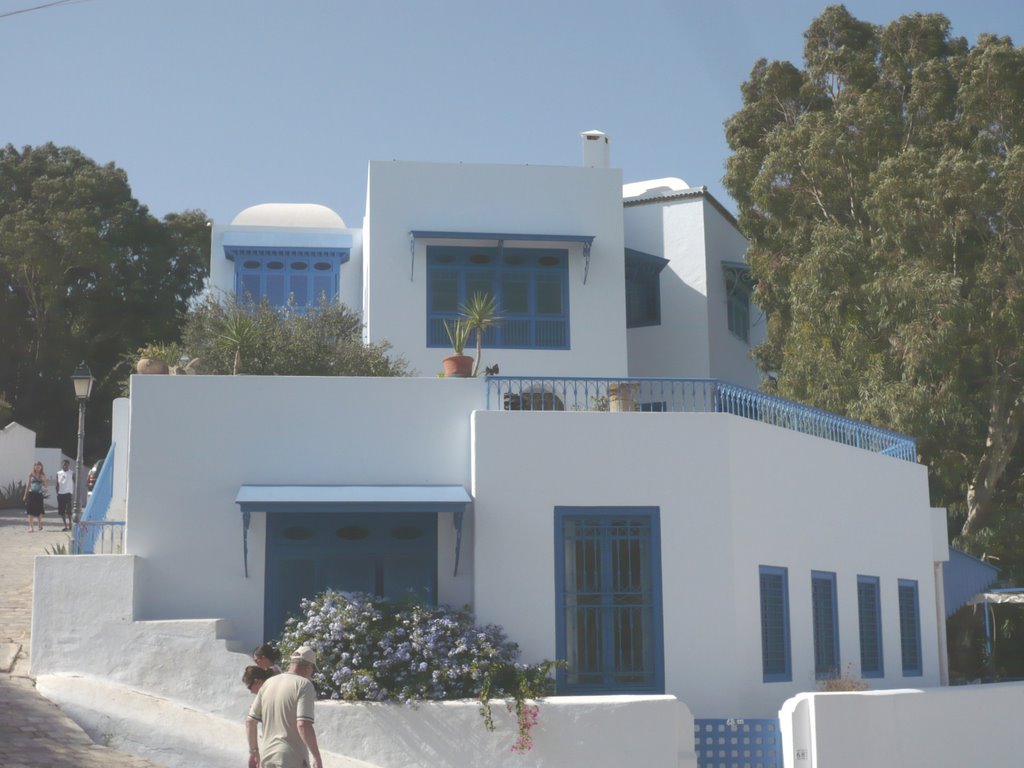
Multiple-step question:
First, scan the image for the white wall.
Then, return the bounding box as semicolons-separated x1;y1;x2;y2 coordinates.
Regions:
109;397;130;519
364;161;628;378
624;199;712;378
780;684;1024;768
471;410;943;718
702;200;764;388
124;374;484;644
0;421;36;489
33;555;695;768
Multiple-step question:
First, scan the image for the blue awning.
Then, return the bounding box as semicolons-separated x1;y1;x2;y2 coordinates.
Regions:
235;484;472;578
943;548;1000;617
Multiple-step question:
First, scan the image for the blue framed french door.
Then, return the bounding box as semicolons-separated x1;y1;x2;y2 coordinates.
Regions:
554;506;664;693
264;511;437;637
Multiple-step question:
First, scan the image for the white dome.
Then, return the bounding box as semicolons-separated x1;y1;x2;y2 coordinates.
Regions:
231;203;346;229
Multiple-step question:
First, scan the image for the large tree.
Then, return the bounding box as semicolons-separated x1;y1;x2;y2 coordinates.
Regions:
724;7;1024;562
0;143;209;460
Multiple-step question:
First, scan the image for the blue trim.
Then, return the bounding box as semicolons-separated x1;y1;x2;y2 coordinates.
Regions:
857;575;884;678
811;571;839;680
229;246;348;311
554;506;664;694
898;578;923;676
235;484;471;578
411;230;595;284
759;565;791;682
625;249;668;328
427;245;570;350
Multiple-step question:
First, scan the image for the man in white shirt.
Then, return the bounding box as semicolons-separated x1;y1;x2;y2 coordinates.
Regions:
56;460;74;531
246;646;323;768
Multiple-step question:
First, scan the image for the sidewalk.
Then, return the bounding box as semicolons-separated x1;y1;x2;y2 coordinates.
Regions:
0;506;170;768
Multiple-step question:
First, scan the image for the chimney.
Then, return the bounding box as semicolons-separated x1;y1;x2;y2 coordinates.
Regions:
580;130;610;168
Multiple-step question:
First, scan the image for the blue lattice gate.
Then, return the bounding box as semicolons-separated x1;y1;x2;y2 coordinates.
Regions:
694;718;782;768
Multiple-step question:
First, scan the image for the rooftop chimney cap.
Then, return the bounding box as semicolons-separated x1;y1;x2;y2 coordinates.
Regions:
580;130;611;168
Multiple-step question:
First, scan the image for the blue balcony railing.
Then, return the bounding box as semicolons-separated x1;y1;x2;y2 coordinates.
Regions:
73;443;124;554
484;377;917;462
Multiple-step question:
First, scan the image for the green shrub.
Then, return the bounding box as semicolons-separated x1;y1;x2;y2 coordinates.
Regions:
0;481;26;509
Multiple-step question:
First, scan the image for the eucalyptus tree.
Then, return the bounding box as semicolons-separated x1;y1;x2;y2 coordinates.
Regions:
724;6;1024;557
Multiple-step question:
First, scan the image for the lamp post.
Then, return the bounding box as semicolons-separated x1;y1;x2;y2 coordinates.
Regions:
71;362;94;526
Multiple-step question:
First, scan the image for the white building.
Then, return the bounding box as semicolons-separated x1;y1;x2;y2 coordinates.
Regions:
32;132;954;768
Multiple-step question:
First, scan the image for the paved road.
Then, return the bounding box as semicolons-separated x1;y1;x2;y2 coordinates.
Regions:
0;506;171;768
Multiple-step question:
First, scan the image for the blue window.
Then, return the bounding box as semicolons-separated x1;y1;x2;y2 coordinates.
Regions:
723;262;754;343
624;249;668;328
857;575;884;678
555;507;664;693
427;245;569;349
812;571;839;679
759;565;791;682
898;579;922;676
227;246;346;313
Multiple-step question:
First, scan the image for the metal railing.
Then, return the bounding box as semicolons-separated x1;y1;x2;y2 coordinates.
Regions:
694;718;782;768
73;443;124;554
485;377;917;462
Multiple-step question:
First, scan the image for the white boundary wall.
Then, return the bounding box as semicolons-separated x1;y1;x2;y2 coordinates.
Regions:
0;421;36;489
780;684;1024;767
33;550;695;768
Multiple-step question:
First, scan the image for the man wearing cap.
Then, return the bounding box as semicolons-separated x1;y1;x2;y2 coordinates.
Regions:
246;646;324;768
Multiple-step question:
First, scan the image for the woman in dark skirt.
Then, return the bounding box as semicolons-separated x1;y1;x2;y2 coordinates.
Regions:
23;461;47;532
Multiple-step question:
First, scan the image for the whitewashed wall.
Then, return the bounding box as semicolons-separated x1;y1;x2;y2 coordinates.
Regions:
471;410;944;718
33;554;695;768
702;199;765;389
780;684;1024;768
124;374;484;643
624;197;713;378
364;161;628;378
0;421;36;489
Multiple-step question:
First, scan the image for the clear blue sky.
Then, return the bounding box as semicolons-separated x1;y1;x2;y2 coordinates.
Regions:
4;0;1022;226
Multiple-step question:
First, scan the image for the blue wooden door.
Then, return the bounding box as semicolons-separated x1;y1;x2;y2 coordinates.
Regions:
264;512;437;637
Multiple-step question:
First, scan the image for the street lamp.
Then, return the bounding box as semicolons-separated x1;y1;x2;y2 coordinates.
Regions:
71;362;94;525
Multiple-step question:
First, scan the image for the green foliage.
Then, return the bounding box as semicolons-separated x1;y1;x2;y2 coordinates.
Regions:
179;295;409;377
44;541;69;555
458;292;500;377
0;143;209;458
724;8;1024;547
0;395;12;426
0;480;26;509
279;590;561;753
444;317;472;356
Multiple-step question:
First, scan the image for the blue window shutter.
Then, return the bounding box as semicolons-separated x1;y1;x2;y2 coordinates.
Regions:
898;579;922;676
759;565;791;682
427;246;569;350
811;571;839;679
857;575;884;678
229;247;343;313
554;507;663;694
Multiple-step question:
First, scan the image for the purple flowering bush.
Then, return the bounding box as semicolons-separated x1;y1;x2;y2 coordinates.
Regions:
279;590;561;752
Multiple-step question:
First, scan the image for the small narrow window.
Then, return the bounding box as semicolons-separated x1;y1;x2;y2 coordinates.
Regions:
723;262;755;343
624;249;668;328
812;571;839;679
759;565;791;682
898;579;922;676
857;575;883;678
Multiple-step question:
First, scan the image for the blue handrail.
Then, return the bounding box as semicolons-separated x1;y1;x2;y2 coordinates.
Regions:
485;377;917;462
73;443;124;554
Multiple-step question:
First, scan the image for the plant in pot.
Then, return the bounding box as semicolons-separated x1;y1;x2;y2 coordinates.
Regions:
442;318;474;377
460;291;500;377
136;342;184;375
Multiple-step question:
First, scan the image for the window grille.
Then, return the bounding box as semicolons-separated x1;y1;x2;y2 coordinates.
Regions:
812;571;839;679
898;579;922;676
759;566;791;682
857;575;884;677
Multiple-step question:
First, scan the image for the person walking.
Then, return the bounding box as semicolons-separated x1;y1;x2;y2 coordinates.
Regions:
23;462;47;532
56;459;74;530
246;646;323;768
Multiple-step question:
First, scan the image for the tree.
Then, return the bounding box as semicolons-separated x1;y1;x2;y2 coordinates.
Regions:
0;143;209;459
723;7;1024;563
178;296;410;377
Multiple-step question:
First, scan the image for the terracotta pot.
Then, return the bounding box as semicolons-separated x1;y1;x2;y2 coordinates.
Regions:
137;357;169;375
442;355;474;378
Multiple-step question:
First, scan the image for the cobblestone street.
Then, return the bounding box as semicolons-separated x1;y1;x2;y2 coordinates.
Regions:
0;507;171;767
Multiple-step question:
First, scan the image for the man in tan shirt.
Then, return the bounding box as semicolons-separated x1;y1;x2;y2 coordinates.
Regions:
246;646;323;768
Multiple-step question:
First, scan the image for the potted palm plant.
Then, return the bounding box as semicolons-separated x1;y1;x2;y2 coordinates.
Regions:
442;318;474;377
460;292;500;377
